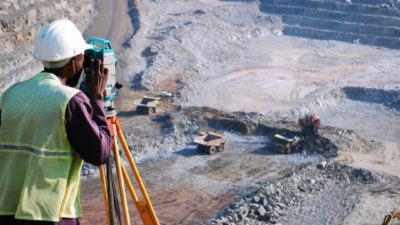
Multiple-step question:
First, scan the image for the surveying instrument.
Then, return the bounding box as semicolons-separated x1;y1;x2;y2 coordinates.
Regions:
83;38;160;225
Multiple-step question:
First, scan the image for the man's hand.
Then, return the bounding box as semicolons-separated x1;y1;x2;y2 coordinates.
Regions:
85;57;109;101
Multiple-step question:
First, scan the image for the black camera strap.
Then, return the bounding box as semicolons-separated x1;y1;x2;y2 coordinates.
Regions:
106;156;122;225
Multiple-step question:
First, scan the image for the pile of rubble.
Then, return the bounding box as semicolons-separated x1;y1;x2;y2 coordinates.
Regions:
118;106;374;163
203;162;377;225
323;127;381;153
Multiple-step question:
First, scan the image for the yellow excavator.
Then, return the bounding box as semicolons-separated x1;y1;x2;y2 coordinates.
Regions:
382;211;400;225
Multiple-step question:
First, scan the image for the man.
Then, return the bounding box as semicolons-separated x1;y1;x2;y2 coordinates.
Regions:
0;20;113;225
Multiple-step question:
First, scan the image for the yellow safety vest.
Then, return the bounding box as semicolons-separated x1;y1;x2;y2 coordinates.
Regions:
0;72;83;222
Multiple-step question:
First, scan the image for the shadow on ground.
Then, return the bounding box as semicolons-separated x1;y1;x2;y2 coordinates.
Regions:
343;86;400;111
174;146;210;157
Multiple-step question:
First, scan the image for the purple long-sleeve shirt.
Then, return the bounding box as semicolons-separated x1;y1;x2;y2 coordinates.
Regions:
65;92;112;165
0;91;112;225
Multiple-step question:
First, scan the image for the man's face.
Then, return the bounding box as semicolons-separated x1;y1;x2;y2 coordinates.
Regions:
66;53;84;87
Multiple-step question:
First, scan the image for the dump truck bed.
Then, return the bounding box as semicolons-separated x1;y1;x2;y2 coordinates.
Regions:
194;131;225;147
134;96;160;107
273;133;303;154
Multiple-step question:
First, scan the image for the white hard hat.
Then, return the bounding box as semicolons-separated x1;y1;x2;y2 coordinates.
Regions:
33;20;92;63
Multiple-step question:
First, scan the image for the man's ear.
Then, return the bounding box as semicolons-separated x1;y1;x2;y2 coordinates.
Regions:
70;57;77;71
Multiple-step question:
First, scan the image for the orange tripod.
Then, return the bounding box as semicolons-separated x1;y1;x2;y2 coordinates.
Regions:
99;116;159;225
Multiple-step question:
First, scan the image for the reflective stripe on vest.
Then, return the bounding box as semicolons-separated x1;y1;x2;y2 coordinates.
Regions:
0;72;83;222
0;144;75;156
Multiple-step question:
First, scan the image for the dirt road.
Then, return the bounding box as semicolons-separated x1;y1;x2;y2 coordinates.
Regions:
84;0;132;51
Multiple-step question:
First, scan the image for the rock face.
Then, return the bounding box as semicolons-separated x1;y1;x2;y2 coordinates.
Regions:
0;0;96;92
260;0;400;49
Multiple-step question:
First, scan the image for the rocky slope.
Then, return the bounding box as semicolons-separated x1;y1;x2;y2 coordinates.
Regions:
0;0;96;92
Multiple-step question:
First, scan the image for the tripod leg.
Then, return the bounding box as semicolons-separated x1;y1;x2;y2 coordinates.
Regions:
121;163;155;224
100;164;111;225
112;135;131;225
121;163;140;202
116;122;160;225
